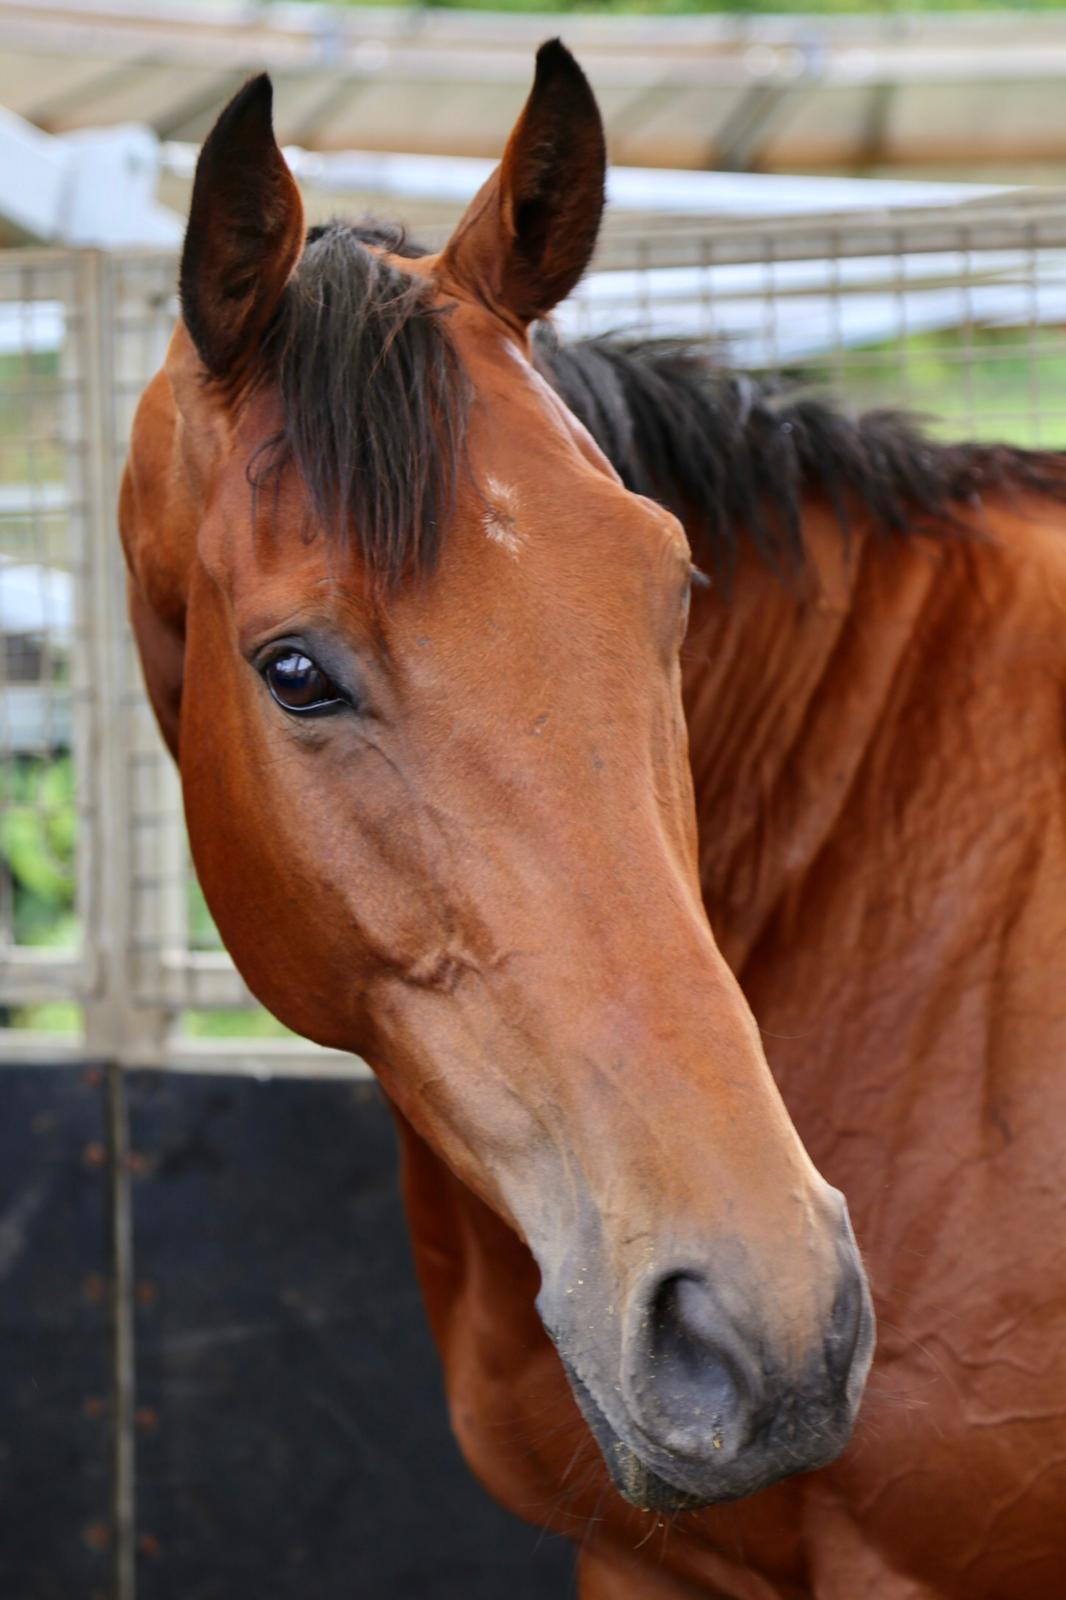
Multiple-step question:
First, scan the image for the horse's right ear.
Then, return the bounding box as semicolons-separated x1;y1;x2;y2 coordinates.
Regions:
179;75;304;381
439;40;606;328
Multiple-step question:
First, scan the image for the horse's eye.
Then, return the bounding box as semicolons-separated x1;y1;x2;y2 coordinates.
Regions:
263;650;345;715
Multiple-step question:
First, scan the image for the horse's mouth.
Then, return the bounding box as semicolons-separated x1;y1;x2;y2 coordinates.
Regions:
606;1438;711;1514
561;1361;716;1513
559;1354;849;1515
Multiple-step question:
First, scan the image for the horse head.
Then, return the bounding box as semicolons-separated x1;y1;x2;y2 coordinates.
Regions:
120;43;874;1511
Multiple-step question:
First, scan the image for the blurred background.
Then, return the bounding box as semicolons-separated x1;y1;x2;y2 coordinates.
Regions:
1;1;1064;1596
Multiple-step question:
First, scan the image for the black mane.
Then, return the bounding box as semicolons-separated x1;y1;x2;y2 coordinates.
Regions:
255;220;1066;585
541;334;1066;584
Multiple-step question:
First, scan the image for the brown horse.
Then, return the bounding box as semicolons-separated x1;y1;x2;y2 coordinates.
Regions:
120;46;1066;1600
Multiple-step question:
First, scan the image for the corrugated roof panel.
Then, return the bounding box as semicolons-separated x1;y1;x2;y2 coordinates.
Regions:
759;85;878;173
310;79;526;158
610;85;758;171
883;81;1066;169
0;51;116;124
44;63;240;136
8;1;1066;178
266;72;353;150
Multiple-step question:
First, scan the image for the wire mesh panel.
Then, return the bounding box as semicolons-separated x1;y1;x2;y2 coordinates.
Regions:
0;253;92;1035
571;194;1066;448
103;257;245;1007
3;188;1066;1066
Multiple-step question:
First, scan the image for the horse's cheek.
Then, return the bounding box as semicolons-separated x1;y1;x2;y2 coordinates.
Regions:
174;574;349;1047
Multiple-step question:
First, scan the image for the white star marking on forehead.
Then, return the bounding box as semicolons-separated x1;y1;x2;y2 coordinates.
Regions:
482;475;522;556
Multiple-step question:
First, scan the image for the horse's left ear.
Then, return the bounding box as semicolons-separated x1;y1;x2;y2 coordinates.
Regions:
179;74;304;381
439;40;606;328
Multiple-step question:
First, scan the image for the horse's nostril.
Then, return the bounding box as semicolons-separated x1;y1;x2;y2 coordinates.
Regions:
826;1263;870;1386
645;1273;755;1444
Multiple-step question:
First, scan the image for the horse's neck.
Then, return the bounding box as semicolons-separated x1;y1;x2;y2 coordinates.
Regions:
682;505;949;977
682;497;1066;1133
680;495;1066;1395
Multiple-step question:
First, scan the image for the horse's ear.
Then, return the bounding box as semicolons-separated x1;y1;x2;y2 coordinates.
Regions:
440;40;605;327
179;74;304;380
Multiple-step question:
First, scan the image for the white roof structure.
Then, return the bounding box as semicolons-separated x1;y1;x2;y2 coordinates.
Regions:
3;0;1066;378
0;103;180;247
5;0;1066;248
5;0;1066;180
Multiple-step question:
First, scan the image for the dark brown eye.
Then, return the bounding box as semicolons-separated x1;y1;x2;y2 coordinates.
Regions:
263;650;345;715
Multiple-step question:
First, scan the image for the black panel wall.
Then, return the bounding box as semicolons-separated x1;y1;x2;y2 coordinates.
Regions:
0;1065;575;1599
0;1065;114;1600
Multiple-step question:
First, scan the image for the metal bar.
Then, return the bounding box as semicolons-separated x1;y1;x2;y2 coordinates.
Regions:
0;952;88;1004
0;1028;367;1076
710;83;802;174
141;1040;373;1081
106;1057;136;1600
0;1032;89;1065
78;251;169;1065
12;196;1066;280
855;82;896;174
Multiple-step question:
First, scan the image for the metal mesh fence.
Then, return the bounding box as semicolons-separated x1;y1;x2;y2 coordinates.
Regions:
0;254;91;1032
3;191;1066;1066
571;195;1066;446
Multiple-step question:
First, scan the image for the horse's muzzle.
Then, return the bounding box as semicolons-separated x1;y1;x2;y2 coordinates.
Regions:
545;1205;875;1512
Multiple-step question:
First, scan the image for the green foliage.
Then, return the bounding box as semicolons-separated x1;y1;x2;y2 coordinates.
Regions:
0;351;65;533
0;755;79;1032
182;1008;296;1040
830;325;1066;449
188;875;222;951
13;1001;80;1034
183;885;298;1037
0;754;77;947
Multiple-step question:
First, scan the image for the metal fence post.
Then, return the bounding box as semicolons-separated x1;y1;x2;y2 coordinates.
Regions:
78;250;169;1068
64;249;145;1600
